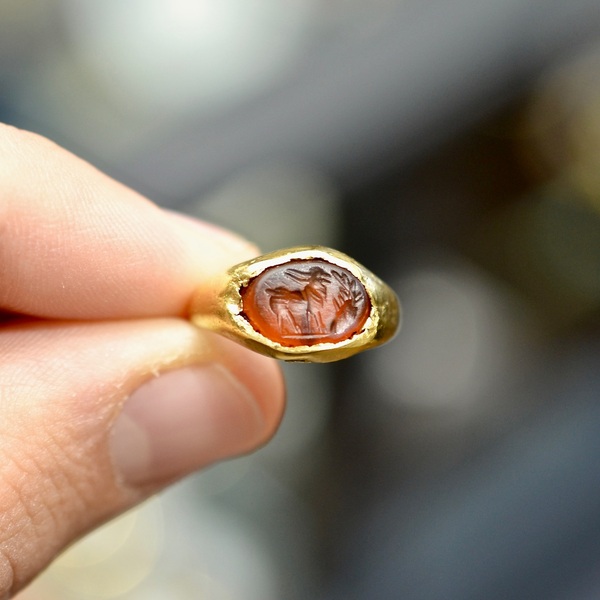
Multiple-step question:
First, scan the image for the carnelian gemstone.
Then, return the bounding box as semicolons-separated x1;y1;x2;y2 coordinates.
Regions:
241;259;371;347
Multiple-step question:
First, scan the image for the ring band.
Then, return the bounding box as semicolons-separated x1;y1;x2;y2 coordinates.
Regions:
190;246;400;362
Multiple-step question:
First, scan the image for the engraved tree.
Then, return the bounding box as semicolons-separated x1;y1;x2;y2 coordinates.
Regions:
330;270;365;334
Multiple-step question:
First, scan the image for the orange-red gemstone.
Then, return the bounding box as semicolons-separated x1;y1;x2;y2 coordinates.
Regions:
241;259;371;347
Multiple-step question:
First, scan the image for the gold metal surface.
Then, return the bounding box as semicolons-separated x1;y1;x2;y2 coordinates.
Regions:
190;246;400;362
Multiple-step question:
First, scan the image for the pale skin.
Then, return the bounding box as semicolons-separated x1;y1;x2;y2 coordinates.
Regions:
0;124;285;597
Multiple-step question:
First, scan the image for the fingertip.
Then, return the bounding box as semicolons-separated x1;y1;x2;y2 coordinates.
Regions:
0;125;260;320
109;331;285;488
164;209;260;259
0;314;286;594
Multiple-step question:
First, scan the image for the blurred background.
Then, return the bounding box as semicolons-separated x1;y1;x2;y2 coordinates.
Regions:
3;0;600;598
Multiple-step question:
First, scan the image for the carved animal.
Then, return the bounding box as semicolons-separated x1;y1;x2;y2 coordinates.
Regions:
267;266;332;336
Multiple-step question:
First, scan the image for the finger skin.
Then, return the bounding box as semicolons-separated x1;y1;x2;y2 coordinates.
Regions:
0;124;256;319
0;126;286;596
0;319;284;596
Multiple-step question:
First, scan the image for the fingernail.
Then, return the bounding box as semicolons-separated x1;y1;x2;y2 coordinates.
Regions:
110;365;264;487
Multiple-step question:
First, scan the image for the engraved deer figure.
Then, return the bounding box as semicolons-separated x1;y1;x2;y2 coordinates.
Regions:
267;267;332;337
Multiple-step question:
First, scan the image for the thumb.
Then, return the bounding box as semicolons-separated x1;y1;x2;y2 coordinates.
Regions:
0;319;284;597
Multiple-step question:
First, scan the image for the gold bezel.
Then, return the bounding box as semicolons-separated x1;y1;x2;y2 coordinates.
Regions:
191;246;400;362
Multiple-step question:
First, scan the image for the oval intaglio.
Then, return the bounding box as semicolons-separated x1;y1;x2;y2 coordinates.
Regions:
241;259;371;347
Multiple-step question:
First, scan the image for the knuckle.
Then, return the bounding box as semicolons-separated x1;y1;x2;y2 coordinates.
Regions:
0;446;62;595
0;549;14;599
0;427;107;596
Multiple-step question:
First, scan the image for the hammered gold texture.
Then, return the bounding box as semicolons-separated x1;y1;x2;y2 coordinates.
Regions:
190;246;400;362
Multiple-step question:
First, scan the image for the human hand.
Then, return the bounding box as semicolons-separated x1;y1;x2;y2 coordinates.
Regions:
0;125;285;597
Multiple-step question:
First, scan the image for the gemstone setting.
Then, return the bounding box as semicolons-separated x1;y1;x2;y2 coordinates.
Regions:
241;259;371;347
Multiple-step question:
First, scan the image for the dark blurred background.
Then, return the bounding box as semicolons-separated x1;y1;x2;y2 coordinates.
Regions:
4;1;600;599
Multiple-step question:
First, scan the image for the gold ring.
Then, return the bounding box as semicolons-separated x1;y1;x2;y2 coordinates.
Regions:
190;246;400;362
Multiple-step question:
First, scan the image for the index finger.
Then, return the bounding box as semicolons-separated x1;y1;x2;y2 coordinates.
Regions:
0;125;255;320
